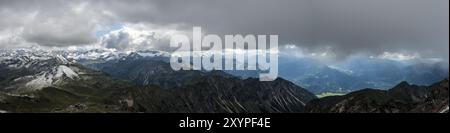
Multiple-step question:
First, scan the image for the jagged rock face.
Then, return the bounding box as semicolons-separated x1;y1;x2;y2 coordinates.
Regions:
410;78;449;113
305;79;449;113
125;76;317;113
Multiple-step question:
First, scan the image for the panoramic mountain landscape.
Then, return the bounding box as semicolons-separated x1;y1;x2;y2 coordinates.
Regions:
0;0;448;114
0;48;448;113
0;1;449;132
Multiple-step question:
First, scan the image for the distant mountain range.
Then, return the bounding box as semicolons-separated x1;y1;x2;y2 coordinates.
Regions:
0;48;448;113
3;48;446;94
226;54;449;93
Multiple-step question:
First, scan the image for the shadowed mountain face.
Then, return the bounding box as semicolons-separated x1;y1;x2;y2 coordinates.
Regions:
305;78;449;113
124;77;317;113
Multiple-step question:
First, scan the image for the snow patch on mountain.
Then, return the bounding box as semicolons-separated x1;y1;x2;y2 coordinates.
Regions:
25;73;54;90
136;50;170;57
0;109;7;113
55;65;79;79
25;65;79;91
440;106;449;113
65;49;121;61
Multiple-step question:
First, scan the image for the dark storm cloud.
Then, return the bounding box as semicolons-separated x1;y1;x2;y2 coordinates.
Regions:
96;0;448;60
105;0;313;40
0;0;448;60
311;0;449;60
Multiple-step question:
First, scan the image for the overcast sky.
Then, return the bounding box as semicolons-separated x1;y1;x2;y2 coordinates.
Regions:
0;0;448;61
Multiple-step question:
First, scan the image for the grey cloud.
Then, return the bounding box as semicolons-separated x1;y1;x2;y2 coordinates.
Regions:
101;0;314;44
97;0;448;60
99;25;174;51
101;28;153;51
0;0;114;47
311;0;449;60
0;0;448;61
